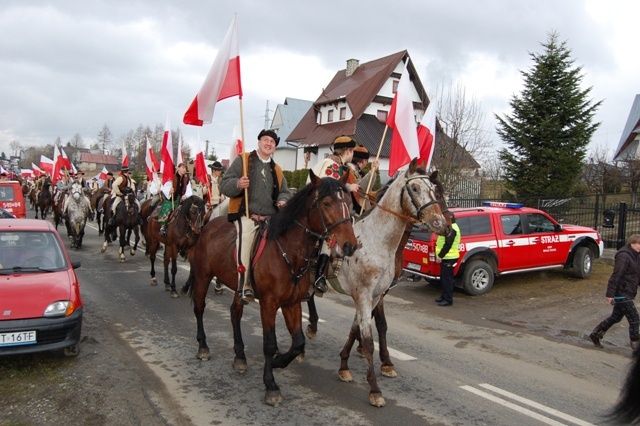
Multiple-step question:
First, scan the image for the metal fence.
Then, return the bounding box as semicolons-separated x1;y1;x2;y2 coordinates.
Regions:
447;194;640;250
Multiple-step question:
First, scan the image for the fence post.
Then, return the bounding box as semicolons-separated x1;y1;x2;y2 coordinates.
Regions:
617;202;627;250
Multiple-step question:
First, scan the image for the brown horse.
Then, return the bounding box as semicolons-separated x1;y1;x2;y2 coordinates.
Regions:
145;196;205;297
91;187;111;236
608;353;640;424
188;171;358;406
100;188;141;262
35;179;52;220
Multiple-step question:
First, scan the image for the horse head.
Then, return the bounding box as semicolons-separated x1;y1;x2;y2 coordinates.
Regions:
181;196;206;235
307;169;358;257
122;188;137;215
71;181;83;201
427;170;453;236
398;159;447;235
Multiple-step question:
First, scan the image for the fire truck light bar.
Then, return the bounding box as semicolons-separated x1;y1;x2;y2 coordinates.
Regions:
482;202;524;209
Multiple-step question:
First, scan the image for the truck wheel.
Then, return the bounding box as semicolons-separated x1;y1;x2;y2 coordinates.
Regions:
572;246;593;279
462;260;494;295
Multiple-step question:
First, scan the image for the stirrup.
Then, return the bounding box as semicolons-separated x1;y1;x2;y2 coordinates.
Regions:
239;287;254;305
314;277;328;295
159;226;167;236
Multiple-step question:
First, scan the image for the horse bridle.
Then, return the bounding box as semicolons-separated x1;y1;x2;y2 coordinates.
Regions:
184;203;205;236
401;175;441;223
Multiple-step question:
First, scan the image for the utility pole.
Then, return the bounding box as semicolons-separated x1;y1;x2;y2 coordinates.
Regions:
205;140;209;158
264;100;272;129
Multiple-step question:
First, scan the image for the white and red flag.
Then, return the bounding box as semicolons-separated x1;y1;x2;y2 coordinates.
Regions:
99;166;109;180
144;136;160;181
31;163;44;177
160;115;175;184
59;146;72;170
177;134;185;165
183;15;243;126
122;141;129;167
229;125;243;164
51;145;63;184
417;100;437;170
387;60;420;177
39;155;54;175
21;169;34;179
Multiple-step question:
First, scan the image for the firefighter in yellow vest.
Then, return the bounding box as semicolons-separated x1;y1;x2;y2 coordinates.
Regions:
434;215;461;306
220;129;292;304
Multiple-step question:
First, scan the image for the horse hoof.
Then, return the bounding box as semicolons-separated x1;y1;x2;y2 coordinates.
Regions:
100;246;107;253
295;353;304;363
381;365;398;378
170;291;178;299
305;324;317;340
119;257;125;263
369;392;386;407
130;250;136;256
196;349;211;361
338;369;353;383
180;286;188;295
150;278;157;286
165;284;171;292
232;358;248;373
263;390;283;407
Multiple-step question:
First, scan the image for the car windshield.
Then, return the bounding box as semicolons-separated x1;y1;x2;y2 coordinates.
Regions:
0;231;67;273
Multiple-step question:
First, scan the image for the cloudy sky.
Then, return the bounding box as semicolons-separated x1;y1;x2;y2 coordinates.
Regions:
1;0;638;162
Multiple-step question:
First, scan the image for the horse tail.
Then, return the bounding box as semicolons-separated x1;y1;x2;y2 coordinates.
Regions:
608;354;640;423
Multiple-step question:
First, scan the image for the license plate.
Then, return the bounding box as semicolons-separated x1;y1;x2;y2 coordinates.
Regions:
0;330;37;347
406;262;422;271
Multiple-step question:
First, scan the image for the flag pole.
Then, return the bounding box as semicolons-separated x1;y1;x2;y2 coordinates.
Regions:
239;98;249;218
360;125;388;215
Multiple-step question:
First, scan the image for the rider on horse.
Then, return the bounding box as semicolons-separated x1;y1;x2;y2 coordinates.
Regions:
219;129;292;304
347;146;379;212
107;166;141;227
63;171;90;216
307;135;362;295
158;163;192;236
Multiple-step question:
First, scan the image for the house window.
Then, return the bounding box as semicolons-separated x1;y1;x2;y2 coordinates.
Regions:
339;107;346;120
328;110;334;122
392;80;399;93
377;110;388;123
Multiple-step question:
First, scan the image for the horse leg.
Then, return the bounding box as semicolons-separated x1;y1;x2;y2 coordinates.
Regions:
358;310;385;407
130;226;139;256
192;267;214;360
169;248;179;298
338;317;361;383
118;225;126;262
274;304;305;367
261;307;282;406
181;259;194;294
163;247;171;292
371;298;397;378
305;295;319;340
230;299;248;372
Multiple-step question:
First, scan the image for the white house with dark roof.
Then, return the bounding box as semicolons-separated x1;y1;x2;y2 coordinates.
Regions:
613;94;640;161
271;97;313;170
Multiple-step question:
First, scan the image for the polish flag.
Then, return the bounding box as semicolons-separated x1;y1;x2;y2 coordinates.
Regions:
51;145;63;184
122;141;129;167
417;101;437;170
160;116;175;184
32;163;44;176
99;166;109;180
387;60;420;177
229;125;243;164
177;134;185;165
60;146;72;170
21;169;34;179
183;15;243;126
39;155;54;175
144;136;160;181
194;150;209;188
71;163;78;175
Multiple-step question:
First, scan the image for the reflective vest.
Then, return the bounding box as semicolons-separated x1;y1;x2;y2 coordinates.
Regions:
436;223;461;260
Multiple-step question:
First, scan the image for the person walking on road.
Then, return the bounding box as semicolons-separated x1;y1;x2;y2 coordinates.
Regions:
589;234;640;354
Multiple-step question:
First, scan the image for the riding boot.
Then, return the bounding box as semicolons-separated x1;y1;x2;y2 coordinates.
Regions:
314;254;331;296
237;272;254;305
631;338;640;354
589;323;607;348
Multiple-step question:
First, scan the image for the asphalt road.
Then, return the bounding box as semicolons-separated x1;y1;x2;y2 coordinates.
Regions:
62;215;631;426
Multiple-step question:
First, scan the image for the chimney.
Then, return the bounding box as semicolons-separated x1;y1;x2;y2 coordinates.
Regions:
346;58;359;77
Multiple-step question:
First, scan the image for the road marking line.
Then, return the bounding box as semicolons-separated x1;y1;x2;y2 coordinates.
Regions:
461;384;594;426
478;383;594;426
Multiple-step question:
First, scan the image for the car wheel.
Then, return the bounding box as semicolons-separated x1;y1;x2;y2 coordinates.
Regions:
63;344;80;357
462;260;494;295
572;246;593;279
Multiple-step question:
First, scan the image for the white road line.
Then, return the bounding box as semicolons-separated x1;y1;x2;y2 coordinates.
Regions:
461;384;594;426
478;383;594;426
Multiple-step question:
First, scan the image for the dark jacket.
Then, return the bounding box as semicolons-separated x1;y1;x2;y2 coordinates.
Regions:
606;245;640;299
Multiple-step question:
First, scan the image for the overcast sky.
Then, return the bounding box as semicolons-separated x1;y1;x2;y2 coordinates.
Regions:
1;0;638;162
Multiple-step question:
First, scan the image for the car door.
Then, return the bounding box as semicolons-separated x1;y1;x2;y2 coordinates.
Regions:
525;212;568;266
496;212;530;270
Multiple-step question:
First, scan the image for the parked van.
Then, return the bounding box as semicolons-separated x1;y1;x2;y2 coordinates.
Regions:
0;181;27;218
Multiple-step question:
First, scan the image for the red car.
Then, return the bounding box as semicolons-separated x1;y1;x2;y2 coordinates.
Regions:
0;218;83;356
403;202;604;295
0;180;27;218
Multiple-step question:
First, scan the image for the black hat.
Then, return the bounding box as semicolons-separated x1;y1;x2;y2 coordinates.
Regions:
208;161;223;171
107;171;114;176
352;146;370;160
333;135;356;150
120;166;129;172
258;129;280;146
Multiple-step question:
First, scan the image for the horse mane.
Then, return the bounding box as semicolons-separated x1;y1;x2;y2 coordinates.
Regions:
180;196;205;215
268;177;348;240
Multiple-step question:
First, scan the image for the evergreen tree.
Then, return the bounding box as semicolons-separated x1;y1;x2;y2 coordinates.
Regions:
496;31;602;199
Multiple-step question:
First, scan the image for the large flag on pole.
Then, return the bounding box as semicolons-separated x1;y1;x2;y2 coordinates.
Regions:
183;15;243;126
194;150;209;187
51;145;63;184
99;166;109;180
387;60;420;176
229;124;243;164
144;136;160;181
417;101;437;170
122;141;129;167
39;155;54;175
32;163;44;177
177;134;185;165
59;146;72;170
160;116;175;184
